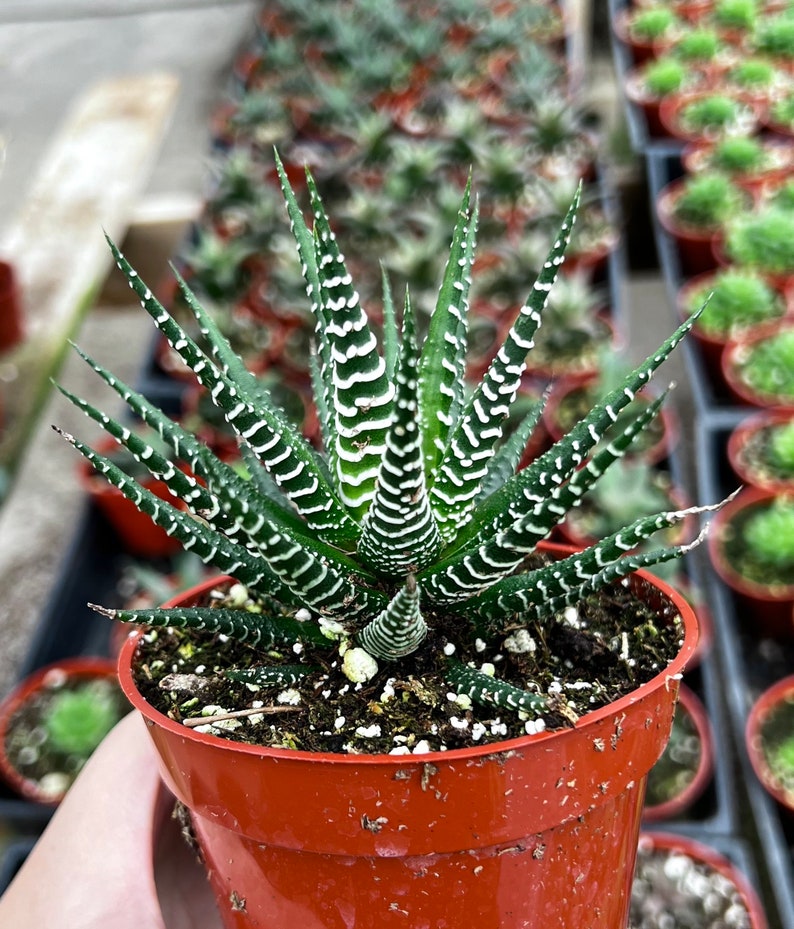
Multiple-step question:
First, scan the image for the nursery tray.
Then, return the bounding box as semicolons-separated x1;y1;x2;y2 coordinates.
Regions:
607;0;688;157
645;151;752;419
697;414;794;929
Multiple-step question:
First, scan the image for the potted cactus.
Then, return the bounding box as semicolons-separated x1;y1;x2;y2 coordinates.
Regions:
682;135;794;192
623;55;708;138
0;659;128;806
719;206;794;286
745;674;794;815
708;487;794;637
612;5;686;64
676;267;789;388
656;170;753;275
55;161;716;929
728;411;794;492
722;318;794;408
658;90;763;145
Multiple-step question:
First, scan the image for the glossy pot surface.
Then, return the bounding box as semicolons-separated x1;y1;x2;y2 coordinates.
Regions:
119;563;698;929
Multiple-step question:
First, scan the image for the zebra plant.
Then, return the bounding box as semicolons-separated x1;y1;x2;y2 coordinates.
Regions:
57;155;714;721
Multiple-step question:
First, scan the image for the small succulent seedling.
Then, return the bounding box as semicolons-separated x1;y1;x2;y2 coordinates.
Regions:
642;57;689;98
724;207;794;274
734;326;794;401
676;94;747;134
769;421;794;475
704;136;769;174
684;269;785;338
45;682;123;757
630;6;679;40
744;498;794;570
671;172;747;230
56;157;717;745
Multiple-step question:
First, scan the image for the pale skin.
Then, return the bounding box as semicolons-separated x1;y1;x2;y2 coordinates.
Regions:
0;712;222;929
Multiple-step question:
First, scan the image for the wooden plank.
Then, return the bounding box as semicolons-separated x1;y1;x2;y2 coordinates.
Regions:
0;72;180;496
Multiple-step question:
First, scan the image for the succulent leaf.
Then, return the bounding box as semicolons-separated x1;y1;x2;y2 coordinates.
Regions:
418;177;476;478
107;236;360;546
63;430;383;620
427;187;579;541
475;395;545;502
356;575;427;660
451;310;700;557
445;660;547;714
305;172;395;517
93;603;326;647
357;296;442;572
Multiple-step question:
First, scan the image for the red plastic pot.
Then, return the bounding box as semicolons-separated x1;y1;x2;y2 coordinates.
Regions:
682;137;794;192
632;832;769;928
0;259;24;353
656;175;754;276
727;410;794;493
658;90;765;145
745;673;794;816
721;318;794;409
118;562;699;929
0;658;122;805
643;683;715;821
707;486;794;638
676;270;790;391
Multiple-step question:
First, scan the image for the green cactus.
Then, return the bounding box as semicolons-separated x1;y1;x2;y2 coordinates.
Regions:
769;421;794;475
44;682;124;757
57;158;715;748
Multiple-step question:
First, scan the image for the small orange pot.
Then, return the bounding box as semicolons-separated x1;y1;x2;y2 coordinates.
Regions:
633;832;769;928
707;487;794;638
727;410;794;493
0;658;123;805
643;683;715;821
118;562;698;929
745;673;794;816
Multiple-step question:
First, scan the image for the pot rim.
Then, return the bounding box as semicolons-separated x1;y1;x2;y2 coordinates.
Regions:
0;657;122;805
745;672;794;812
636;830;770;929
721;318;794;410
118;555;699;766
727;408;794;492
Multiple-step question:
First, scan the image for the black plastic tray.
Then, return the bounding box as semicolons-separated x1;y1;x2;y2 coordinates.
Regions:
696;413;794;929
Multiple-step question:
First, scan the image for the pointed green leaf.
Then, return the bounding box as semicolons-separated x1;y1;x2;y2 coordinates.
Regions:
418;179;476;477
445;660;547;714
106;236;360;545
428;188;579;541
357;296;442;574
306;173;394;518
356;575;427;659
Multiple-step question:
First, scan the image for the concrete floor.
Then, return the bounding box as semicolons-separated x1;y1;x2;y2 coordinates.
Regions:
0;2;691;700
